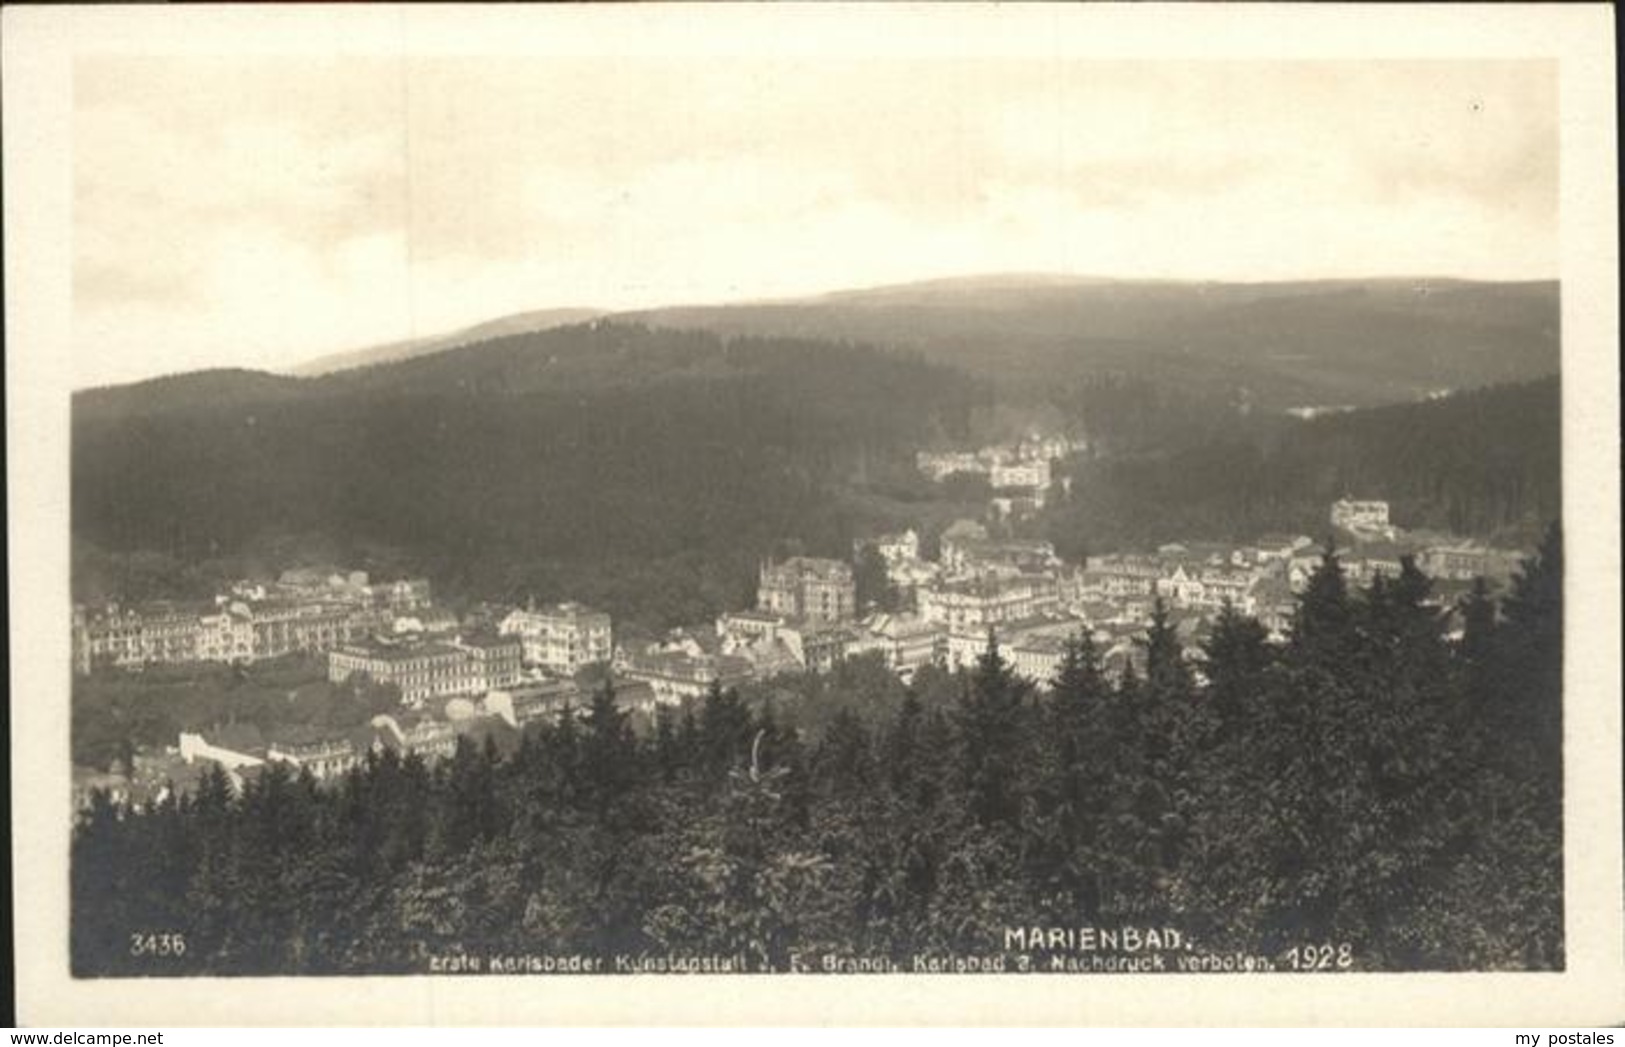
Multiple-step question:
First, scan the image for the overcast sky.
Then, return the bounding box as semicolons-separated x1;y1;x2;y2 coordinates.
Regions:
73;57;1556;388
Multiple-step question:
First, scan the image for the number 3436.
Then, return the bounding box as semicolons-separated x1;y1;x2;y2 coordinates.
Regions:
129;932;186;958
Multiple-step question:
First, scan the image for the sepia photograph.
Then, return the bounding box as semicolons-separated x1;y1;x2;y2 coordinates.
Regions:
7;2;1621;1028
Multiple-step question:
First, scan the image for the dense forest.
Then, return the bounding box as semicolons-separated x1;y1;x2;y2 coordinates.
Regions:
73;326;987;629
1043;377;1560;556
73;529;1563;975
74;315;1559;630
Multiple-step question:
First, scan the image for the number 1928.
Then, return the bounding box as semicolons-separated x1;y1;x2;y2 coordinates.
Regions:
1283;943;1354;970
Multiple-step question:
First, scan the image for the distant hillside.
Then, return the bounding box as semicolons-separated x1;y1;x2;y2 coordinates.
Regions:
255;273;1559;410
72;323;984;628
71;274;1562;621
630;275;1560;409
74;368;307;424
286;307;604;377
1043;376;1561;556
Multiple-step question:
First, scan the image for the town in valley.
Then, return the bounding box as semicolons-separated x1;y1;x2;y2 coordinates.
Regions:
33;31;1593;997
71;424;1529;813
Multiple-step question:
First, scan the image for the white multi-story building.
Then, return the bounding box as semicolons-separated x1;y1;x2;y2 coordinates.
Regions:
73;595;382;672
195;607;254;663
619;649;755;705
1005;632;1076;687
942;617;1079;678
73;603;205;672
941;537;1061;578
1420;543;1521;582
452;633;525;692
852;613;943;681
1155;565;1260;614
328;638;483;706
990;458;1051;490
915;451;989;482
918;573;1059;633
499;601;613;674
1331;498;1395;538
1080;556;1162;599
266;736;362;782
758;558;856;625
854;528;920;567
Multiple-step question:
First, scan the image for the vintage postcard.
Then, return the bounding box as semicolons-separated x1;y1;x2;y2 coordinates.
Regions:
6;2;1621;1028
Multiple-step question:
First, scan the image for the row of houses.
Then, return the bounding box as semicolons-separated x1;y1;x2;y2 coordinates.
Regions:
914;431;1081;484
94;682;645;809
75;666;674;812
74;573;625;687
260;568;432;613
72;571;436;674
916;431;1083;522
1327;500;1525;581
72;597;398;675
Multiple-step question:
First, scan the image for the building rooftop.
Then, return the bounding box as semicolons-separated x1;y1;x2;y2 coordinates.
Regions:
933;572;1053;598
457;630;522;650
722;609;784;624
1006;632;1074;655
509;600;610;621
333;638;464;662
765;556;854;581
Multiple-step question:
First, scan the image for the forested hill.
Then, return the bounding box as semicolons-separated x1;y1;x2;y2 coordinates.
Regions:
72;324;985;626
631;276;1559;409
1046;376;1561;555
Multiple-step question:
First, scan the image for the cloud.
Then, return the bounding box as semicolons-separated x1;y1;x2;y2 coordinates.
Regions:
72;56;1558;386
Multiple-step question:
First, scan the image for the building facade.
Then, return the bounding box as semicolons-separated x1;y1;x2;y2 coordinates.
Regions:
918;574;1060;633
1331;498;1394;537
454;633;525;692
74;593;388;674
499;601;613;674
73;603;207;672
854;528;920;567
757;557;856;625
328;639;482;706
620;649;755;705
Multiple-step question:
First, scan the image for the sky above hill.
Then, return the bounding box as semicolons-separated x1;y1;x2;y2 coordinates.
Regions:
73;51;1557;387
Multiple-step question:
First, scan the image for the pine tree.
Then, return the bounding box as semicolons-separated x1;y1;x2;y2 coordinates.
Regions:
853;544;899;613
955;631;1030;829
1497;522;1563;776
581;678;637;821
698;681;755;782
1292;543;1353;658
1141;598;1192;701
814;706;874;800
1456;575;1498;706
1202;600;1273;738
1029;631;1110;916
653;703;682;784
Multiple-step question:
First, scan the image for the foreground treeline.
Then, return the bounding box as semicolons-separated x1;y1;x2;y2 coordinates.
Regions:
73;529;1562;976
